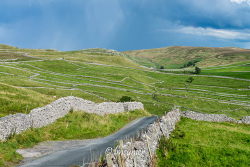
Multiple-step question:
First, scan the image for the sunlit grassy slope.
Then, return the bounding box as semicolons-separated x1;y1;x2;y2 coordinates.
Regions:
124;46;250;69
202;61;250;79
0;44;250;118
157;118;250;167
0;83;53;117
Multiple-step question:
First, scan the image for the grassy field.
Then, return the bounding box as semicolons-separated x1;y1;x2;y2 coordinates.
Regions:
157;118;250;167
0;110;149;167
0;44;250;166
201;61;250;79
0;46;249;118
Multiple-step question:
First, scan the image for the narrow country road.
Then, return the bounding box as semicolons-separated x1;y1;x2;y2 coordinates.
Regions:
18;116;157;167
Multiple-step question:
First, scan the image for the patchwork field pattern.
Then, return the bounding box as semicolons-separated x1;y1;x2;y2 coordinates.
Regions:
0;45;249;119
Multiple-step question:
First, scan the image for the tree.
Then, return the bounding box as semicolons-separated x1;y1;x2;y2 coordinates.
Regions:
160;66;165;70
182;60;200;68
194;67;201;74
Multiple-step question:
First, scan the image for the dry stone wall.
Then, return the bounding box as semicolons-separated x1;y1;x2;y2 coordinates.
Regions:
0;114;31;140
106;109;181;167
181;111;250;124
240;116;250;124
181;111;238;123
105;110;250;167
0;96;144;141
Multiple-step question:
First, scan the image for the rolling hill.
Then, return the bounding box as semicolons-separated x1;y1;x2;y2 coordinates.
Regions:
124;46;250;69
0;44;249;118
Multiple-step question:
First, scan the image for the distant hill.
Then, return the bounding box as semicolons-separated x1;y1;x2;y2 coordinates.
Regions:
0;45;140;68
124;46;250;69
0;44;18;49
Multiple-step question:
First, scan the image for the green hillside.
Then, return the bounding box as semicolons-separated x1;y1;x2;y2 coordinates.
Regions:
0;45;249;118
0;44;250;166
0;44;18;49
202;61;250;79
124;46;250;69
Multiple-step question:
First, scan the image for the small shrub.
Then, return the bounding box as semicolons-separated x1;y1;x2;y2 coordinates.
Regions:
118;96;134;102
172;129;185;139
186;77;194;84
194;66;201;74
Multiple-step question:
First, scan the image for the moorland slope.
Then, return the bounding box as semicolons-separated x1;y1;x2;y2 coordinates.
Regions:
124;46;250;69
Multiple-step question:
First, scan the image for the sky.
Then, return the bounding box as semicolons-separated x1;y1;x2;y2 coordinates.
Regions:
1;0;250;51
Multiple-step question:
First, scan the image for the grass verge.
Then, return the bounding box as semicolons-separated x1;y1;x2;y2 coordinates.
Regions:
0;109;149;167
156;118;250;167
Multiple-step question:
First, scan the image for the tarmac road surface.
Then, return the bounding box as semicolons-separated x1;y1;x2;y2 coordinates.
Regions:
18;116;157;167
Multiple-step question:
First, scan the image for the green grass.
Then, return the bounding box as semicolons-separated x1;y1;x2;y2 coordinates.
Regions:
202;61;250;79
0;54;250;118
0;83;54;117
157;118;250;167
0;109;149;167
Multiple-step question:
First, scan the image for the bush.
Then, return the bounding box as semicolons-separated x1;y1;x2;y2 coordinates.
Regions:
186;77;194;84
118;96;134;102
182;59;201;68
160;66;165;69
194;66;201;74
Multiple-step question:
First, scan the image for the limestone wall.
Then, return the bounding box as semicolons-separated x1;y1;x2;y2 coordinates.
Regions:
181;111;238;123
0;96;144;141
105;110;250;167
0;114;31;140
105;109;181;167
181;111;250;124
241;116;250;124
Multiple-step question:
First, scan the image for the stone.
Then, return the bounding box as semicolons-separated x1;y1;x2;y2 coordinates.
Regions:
106;109;181;167
181;111;237;123
0;96;144;141
241;116;250;124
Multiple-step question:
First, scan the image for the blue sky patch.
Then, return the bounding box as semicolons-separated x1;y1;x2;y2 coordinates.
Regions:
0;0;250;51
